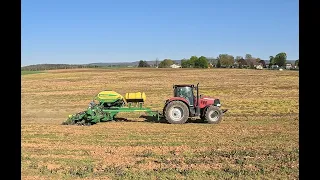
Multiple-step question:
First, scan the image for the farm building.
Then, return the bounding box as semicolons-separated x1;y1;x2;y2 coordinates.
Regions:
256;64;263;70
271;65;279;69
285;63;293;69
170;64;181;68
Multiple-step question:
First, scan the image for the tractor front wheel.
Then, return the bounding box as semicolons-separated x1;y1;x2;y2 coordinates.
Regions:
205;106;222;124
164;101;189;124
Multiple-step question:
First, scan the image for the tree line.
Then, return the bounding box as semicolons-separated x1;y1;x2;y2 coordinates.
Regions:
21;64;99;71
138;52;299;69
22;52;299;71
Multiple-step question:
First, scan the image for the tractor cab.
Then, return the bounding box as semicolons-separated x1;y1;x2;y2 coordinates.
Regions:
173;84;196;106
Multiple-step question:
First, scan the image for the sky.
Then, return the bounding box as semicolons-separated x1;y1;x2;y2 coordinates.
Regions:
21;0;299;66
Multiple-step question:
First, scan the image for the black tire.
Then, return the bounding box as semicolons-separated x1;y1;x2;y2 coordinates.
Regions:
164;101;189;124
204;106;222;124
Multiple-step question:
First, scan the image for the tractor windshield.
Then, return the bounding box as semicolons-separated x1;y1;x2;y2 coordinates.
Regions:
174;86;194;106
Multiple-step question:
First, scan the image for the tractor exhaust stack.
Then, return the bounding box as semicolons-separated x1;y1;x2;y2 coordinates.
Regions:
196;83;200;116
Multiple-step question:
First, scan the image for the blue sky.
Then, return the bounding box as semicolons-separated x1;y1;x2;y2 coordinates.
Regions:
22;0;299;66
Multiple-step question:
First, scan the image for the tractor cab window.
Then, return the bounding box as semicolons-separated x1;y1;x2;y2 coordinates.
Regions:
174;86;194;106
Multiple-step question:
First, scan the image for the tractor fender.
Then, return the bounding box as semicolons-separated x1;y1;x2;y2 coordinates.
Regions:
164;97;190;107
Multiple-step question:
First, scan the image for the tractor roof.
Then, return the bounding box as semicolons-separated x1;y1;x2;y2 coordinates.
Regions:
173;84;195;87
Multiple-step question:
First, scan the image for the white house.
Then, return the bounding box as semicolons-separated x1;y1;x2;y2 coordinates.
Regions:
256;64;263;70
271;65;279;69
285;63;293;70
170;64;181;68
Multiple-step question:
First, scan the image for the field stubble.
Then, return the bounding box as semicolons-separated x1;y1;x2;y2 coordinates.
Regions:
22;68;299;179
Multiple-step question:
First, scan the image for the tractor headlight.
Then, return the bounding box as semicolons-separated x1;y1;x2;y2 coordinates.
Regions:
216;103;221;107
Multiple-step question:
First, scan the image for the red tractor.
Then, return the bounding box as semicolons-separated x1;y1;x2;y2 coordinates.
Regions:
163;83;227;124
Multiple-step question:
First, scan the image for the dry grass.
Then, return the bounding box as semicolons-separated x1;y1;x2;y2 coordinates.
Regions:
22;68;299;179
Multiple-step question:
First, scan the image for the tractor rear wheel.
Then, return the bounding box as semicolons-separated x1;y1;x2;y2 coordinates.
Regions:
164;101;189;124
205;106;222;124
